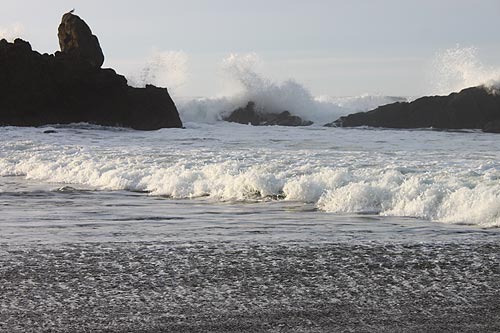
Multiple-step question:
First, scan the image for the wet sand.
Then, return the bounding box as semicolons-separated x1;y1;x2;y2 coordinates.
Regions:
1;241;499;332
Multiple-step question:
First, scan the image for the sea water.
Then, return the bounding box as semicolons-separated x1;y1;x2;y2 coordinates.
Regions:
1;122;499;245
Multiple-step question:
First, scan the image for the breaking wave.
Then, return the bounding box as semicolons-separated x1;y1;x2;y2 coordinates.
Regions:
124;47;500;125
431;46;500;95
125;46;500;126
127;50;189;94
175;53;405;124
1;138;498;228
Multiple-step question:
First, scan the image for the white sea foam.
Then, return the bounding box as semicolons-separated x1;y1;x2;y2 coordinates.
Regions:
177;92;403;125
318;169;500;228
1;126;498;227
4;155;498;227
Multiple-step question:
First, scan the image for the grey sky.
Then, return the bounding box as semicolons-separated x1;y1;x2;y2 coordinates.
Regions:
2;0;500;97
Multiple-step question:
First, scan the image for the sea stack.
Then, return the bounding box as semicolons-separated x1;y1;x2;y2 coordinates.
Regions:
0;12;182;130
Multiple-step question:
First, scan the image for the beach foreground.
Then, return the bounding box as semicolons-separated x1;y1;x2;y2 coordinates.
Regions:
1;241;499;332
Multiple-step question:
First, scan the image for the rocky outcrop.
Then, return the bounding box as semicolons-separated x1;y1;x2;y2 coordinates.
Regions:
57;12;104;68
224;101;313;126
327;86;500;133
0;13;182;130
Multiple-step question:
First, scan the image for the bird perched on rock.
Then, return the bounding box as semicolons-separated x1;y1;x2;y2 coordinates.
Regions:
68;8;75;14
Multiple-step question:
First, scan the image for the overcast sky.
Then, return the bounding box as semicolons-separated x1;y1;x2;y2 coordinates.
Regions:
2;0;500;97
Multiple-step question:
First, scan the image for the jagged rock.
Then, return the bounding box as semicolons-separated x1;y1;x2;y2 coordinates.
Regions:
326;86;500;133
224;101;313;126
57;12;104;68
0;13;182;130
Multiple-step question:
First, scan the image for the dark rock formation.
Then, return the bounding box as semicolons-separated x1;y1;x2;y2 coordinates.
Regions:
0;13;182;130
327;86;500;133
224;101;313;126
224;102;261;125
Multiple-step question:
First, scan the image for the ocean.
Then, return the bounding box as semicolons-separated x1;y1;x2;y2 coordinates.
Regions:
1;106;500;331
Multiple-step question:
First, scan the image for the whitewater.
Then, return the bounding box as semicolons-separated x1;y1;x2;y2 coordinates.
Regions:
1;121;499;233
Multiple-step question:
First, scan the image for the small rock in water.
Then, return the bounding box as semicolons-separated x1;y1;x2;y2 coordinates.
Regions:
224;101;313;127
43;130;57;134
55;186;78;192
